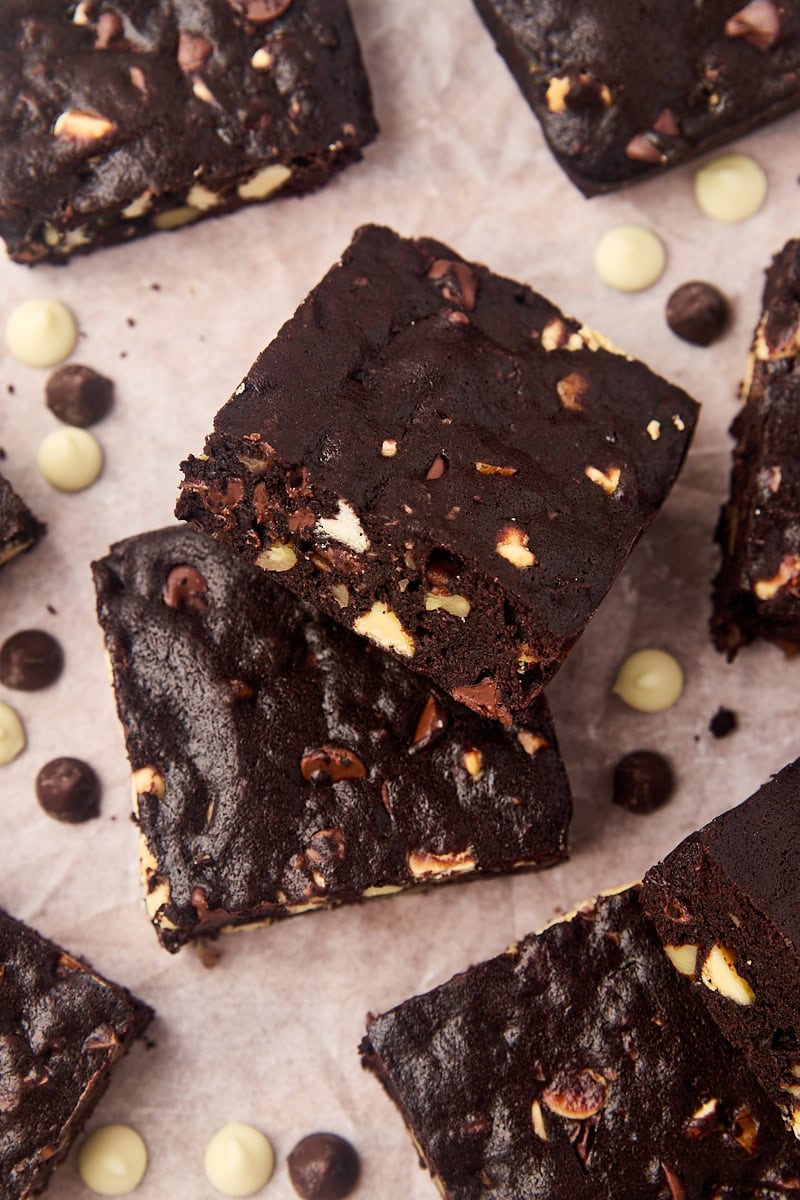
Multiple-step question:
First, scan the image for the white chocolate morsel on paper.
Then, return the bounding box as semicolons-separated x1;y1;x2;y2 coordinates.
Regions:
38;427;103;491
694;154;767;222
612;649;684;713
594;226;666;292
204;1123;275;1197
0;702;26;765
5;298;78;367
78;1125;148;1196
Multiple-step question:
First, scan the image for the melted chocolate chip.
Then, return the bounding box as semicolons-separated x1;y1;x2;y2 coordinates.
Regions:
45;364;114;427
612;750;674;814
409;695;448;753
0;629;63;690
36;758;100;823
666;282;730;347
300;745;366;784
163;564;209;611
287;1133;360;1200
709;707;738;738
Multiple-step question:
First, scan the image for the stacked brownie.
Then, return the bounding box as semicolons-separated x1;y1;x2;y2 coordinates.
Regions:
0;473;45;569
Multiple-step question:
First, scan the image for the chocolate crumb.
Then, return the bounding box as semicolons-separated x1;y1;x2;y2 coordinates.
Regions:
612;750;674;814
709;707;738;738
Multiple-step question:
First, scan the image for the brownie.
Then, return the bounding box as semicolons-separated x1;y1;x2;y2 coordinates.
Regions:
0;907;152;1200
0;473;45;569
0;0;377;265
361;887;800;1199
642;757;800;1142
712;240;800;657
92;526;571;953
472;0;800;197
177;225;699;726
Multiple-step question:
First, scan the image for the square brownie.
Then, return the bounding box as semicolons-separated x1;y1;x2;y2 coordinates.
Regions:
0;907;152;1200
0;473;45;569
712;239;800;657
92;526;572;952
177;224;699;726
642;757;800;1141
472;0;800;196
0;0;377;264
361;887;800;1199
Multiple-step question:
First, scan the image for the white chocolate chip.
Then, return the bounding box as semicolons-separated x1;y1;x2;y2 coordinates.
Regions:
496;525;536;569
424;592;471;619
122;191;153;219
73;2;92;23
255;541;297;572
672;415;686;431
316;500;370;554
540;317;568;351
695;154;767;222
192;78;217;104
53;109;116;142
362;883;404;897
78;1125;148;1196
701;945;755;1006
407;847;476;878
381;438;398;457
204;1123;274;1198
531;1100;548;1140
646;419;662;441
585;465;621;495
545;76;570;113
132;766;165;802
475;462;518;476
6;298;78;367
556;372;587;411
250;47;272;68
237;163;292;201
0;702;25;765
353;602;415;657
186;183;221;210
38;427;103;492
153;205;200;230
664;944;699;977
613;649;684;713
517;730;548;755
753;554;800;600
594;226;666;292
462;749;483;778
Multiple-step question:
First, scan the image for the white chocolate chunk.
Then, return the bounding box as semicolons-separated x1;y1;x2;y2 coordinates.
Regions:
585;465;621;495
153;205;200;230
462;749;483;778
38;427;103;492
0;702;25;765
186;183;221;210
381;438;398;457
78;1125;148;1196
250;47;272;68
6;298;77;367
646;420;661;441
613;649;683;713
664;943;699;977
122;191;153;219
594;225;666;292
424;592;471;619
496;525;535;568
237;163;291;201
204;1123;274;1197
354;602;415;657
545;76;570;113
330;583;350;608
695;153;767;222
316;500;370;553
517;730;548;755
408;847;476;878
256;541;297;572
531;1100;548;1140
701;944;755;1005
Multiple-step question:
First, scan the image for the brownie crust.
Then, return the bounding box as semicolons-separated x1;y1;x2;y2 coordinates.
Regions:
0;473;46;568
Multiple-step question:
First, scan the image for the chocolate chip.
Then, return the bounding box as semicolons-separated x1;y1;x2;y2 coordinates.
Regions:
45;364;114;427
426;454;448;480
300;745;366;785
709;707;738;738
409;694;448;753
94;10;124;48
0;630;63;690
288;1133;359;1200
612;750;674;814
666;282;729;347
36;758;100;823
428;258;478;311
226;0;292;21
163;564;209;611
177;30;213;72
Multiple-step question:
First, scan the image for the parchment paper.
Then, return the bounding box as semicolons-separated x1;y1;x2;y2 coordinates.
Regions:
1;2;799;1196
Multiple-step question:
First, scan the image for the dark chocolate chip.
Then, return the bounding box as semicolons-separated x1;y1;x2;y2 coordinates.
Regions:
45;364;114;427
709;707;738;738
612;750;674;814
666;282;729;347
428;259;478;311
0;630;63;690
163;564;209;611
36;757;100;823
288;1133;360;1200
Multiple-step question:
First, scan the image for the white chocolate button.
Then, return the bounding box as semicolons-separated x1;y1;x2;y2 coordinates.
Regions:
78;1125;148;1196
613;649;684;713
694;153;767;222
37;427;103;492
5;298;78;367
0;702;25;765
594;226;666;292
204;1123;275;1197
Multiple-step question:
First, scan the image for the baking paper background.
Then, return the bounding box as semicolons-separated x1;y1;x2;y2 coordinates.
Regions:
1;2;799;1196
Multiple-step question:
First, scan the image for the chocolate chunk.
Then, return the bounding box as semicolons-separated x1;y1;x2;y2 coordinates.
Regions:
612;750;674;814
709;707;738;739
300;745;366;784
288;1133;359;1200
45;365;114;427
666;282;730;346
0;629;64;690
36;757;101;823
163;564;209;611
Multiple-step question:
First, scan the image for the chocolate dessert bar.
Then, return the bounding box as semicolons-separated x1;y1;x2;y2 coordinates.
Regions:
642;758;800;1141
92;526;571;952
0;907;152;1200
177;224;699;726
0;473;45;568
472;0;800;197
712;240;800;657
0;0;377;264
361;887;800;1199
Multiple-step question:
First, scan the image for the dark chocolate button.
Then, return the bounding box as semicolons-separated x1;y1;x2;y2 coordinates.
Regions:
45;364;114;427
0;629;64;690
288;1133;359;1200
709;706;738;738
612;750;674;814
163;564;209;611
36;757;101;823
666;282;730;347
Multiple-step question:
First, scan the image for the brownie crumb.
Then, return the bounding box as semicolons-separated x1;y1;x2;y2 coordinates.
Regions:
709;707;738;738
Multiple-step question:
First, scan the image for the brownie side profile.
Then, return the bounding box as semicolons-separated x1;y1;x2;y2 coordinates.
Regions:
92;526;571;952
642;758;800;1141
177;224;699;726
712;240;800;657
472;0;800;197
361;888;800;1199
0;907;153;1200
0;0;377;264
0;473;46;568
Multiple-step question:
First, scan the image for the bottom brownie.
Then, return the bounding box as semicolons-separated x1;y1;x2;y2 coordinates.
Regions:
361;888;800;1199
0;907;152;1200
0;474;45;569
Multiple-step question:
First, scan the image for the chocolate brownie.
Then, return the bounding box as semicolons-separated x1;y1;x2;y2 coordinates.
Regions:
92;526;571;952
0;0;376;264
177;225;699;726
472;0;800;197
642;757;800;1141
0;907;152;1200
712;240;800;657
0;474;45;569
361;887;800;1199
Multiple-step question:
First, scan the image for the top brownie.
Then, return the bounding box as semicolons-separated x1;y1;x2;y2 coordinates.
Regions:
472;0;800;196
178;224;699;725
0;0;376;264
